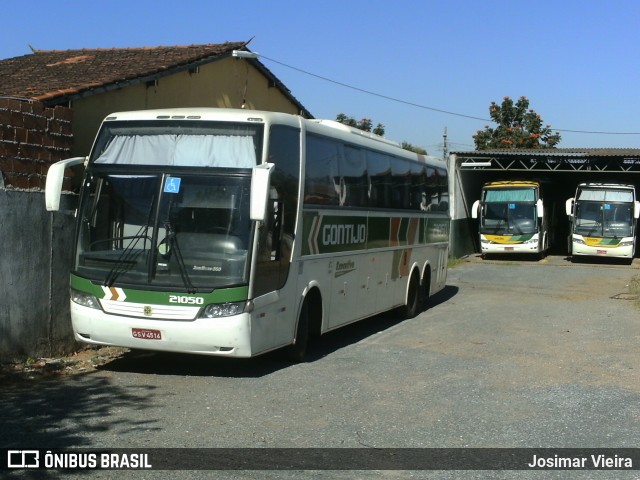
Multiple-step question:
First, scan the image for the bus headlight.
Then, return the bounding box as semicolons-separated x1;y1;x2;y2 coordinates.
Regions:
523;238;538;244
619;240;633;247
202;302;246;318
71;289;101;309
574;237;585;245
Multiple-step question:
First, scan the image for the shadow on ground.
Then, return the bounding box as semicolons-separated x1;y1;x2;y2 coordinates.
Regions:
0;372;160;479
99;284;459;379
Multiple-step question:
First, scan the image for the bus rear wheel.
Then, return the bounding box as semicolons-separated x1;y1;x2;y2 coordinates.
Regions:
400;271;421;319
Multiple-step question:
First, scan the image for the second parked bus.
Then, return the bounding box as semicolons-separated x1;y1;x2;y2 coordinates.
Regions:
472;180;550;257
566;183;639;261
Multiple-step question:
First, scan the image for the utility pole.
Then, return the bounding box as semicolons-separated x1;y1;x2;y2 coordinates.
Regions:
442;127;449;162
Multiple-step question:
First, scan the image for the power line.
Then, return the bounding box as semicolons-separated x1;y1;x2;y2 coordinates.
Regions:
261;55;488;122
260;55;640;136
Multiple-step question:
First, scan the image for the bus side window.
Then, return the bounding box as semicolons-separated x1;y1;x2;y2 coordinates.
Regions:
367;150;390;209
391;158;411;209
304;135;340;206
436;167;449;211
342;146;367;207
410;163;427;211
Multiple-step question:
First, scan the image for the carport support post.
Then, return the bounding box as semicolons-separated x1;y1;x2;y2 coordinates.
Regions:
448;153;456;258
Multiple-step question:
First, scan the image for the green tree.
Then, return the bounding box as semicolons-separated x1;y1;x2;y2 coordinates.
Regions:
336;113;385;136
401;141;428;155
473;96;561;150
335;114;427;153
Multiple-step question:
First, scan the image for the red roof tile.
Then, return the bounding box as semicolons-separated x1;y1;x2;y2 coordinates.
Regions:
0;42;249;102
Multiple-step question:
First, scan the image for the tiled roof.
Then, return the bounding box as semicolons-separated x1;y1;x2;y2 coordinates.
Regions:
0;42;247;100
0;41;311;117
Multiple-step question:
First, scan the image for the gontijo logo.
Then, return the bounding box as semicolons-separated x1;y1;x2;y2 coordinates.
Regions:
307;215;367;255
323;223;366;246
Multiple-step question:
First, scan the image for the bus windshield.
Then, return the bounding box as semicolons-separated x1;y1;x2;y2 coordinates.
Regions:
574;201;633;238
480;188;537;235
75;172;253;291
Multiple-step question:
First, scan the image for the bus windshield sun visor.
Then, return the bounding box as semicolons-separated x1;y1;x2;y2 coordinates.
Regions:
94;134;256;167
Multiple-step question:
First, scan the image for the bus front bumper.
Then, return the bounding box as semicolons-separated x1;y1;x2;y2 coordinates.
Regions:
572;243;634;258
479;236;541;254
70;302;253;357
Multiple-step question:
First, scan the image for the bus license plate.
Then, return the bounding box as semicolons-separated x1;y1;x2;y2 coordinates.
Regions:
504;247;514;251
597;250;607;255
132;328;162;340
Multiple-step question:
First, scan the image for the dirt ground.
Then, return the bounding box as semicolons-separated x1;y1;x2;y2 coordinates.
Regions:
0;346;128;386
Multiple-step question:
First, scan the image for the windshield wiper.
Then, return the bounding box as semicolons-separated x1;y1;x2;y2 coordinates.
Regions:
103;229;151;287
164;221;196;294
103;195;155;287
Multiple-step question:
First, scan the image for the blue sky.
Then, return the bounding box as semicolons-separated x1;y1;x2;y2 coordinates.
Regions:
2;0;639;156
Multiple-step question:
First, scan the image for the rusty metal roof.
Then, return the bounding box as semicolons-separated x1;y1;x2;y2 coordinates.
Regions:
454;148;640;157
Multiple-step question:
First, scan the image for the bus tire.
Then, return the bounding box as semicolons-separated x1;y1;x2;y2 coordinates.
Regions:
282;299;310;363
400;271;420;319
421;268;432;310
539;234;548;259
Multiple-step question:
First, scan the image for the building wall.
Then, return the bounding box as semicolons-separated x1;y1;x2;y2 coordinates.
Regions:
448;154;478;258
0;100;77;360
0;190;77;360
71;58;303;156
0;99;73;189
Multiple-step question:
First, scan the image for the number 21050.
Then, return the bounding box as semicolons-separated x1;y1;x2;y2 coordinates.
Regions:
169;295;204;305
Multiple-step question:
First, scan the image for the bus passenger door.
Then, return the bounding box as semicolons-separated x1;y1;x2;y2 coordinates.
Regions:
251;197;293;353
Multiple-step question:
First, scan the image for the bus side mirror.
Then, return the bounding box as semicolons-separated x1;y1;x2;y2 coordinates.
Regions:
471;200;480;219
565;198;574;217
634;201;640;219
250;162;275;222
536;199;544;218
45;157;86;211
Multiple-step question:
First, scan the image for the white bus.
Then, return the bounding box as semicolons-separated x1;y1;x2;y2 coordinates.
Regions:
471;180;550;257
45;109;449;361
566;183;639;261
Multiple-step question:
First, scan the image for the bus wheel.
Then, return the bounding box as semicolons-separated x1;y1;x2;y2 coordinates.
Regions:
400;271;420;319
282;300;309;363
421;269;431;311
539;235;548;259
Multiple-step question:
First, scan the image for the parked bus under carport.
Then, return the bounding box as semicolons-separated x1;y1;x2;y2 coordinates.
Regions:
449;149;640;258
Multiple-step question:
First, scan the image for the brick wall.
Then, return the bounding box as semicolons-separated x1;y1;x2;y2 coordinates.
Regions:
0;98;73;189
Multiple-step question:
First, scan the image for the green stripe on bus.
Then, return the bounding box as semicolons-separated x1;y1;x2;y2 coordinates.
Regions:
302;212;449;256
584;237;621;247
70;274;249;305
